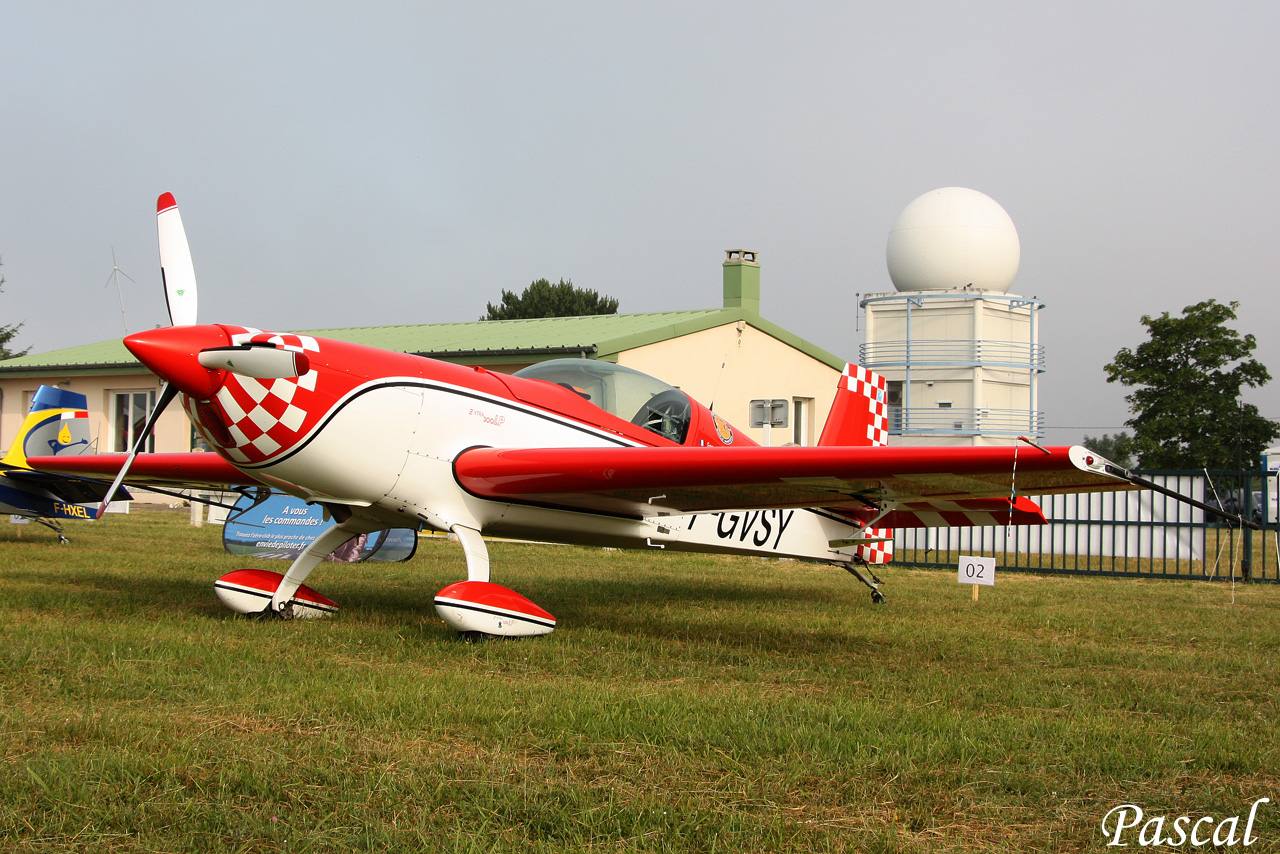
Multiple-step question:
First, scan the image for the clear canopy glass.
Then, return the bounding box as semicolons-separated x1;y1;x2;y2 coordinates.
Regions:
513;359;691;443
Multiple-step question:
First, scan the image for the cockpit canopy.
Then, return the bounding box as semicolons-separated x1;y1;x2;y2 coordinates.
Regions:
513;359;692;444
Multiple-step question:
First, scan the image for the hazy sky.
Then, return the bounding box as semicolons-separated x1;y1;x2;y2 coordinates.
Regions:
4;2;1277;444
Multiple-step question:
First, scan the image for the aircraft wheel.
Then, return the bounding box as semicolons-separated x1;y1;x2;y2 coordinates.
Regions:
248;603;293;621
871;591;887;605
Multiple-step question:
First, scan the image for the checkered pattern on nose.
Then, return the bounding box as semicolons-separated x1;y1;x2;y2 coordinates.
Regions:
187;327;323;465
240;330;319;355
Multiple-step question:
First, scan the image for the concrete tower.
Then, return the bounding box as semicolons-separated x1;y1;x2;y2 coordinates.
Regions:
860;187;1043;446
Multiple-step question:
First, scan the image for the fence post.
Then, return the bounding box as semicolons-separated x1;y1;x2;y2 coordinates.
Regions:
1243;468;1256;582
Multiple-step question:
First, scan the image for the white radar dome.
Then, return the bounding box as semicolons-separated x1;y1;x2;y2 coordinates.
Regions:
886;187;1020;293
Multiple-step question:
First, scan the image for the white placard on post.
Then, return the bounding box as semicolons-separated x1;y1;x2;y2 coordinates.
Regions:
958;555;996;587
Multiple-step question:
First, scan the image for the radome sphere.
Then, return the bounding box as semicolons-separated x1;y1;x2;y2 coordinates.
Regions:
886;187;1020;293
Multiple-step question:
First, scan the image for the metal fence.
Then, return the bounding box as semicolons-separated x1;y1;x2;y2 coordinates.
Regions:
894;468;1280;582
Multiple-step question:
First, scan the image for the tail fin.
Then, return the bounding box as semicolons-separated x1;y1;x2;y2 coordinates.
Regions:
820;365;893;564
818;365;889;448
2;386;93;469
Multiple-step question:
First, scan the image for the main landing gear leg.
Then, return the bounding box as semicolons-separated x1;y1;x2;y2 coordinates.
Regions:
452;525;490;582
268;521;365;618
33;518;69;544
843;560;887;605
433;525;556;638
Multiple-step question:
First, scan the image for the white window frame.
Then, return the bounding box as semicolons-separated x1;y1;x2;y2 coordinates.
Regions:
792;397;814;446
112;389;157;453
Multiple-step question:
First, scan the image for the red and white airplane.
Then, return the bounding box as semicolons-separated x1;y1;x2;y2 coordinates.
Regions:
26;194;1226;637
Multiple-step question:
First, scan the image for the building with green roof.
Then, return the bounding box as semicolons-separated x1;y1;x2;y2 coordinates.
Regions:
0;252;850;462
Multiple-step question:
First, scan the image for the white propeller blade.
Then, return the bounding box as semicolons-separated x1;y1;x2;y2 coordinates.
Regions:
95;193;209;518
157;193;198;327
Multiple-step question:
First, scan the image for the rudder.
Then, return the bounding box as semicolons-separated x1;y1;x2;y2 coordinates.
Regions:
817;365;889;449
2;386;93;469
819;365;893;564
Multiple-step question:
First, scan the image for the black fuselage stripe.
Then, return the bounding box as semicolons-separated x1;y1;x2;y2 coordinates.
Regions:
232;379;635;470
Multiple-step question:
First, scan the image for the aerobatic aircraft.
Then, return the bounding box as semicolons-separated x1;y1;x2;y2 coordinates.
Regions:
26;193;1239;636
0;385;128;542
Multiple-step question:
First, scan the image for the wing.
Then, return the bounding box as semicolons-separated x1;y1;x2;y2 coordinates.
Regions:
25;452;263;490
0;467;129;505
454;444;1134;518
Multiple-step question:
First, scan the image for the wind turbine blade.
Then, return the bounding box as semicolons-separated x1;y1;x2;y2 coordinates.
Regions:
111;247;137;282
157;193;198;326
94;382;179;519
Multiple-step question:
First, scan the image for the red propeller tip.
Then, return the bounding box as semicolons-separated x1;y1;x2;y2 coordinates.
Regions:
157;192;177;213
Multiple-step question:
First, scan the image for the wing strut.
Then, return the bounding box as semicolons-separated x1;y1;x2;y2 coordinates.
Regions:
1119;468;1259;529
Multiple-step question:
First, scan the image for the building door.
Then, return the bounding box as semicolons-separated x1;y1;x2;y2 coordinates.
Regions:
113;390;157;453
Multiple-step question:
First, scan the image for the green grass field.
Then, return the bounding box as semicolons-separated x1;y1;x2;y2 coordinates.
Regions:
2;507;1278;852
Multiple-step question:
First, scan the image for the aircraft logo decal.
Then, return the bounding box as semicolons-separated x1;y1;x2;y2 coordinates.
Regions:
712;413;734;445
48;410;90;454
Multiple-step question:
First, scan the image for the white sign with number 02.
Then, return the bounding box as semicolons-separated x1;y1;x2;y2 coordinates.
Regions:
958;555;995;587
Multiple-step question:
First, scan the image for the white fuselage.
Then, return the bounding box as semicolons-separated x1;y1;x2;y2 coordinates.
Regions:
239;378;862;566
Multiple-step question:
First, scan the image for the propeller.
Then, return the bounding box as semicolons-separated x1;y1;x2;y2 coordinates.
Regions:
94;192;309;519
93;193;201;519
157;193;197;326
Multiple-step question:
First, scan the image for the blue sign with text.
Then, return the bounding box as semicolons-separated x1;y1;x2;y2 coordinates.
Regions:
222;492;417;563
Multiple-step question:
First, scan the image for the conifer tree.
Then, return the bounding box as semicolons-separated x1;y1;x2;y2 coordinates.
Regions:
483;278;619;320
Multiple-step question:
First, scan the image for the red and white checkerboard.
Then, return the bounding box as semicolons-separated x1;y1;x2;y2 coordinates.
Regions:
185;327;325;465
851;365;893;564
856;527;894;564
849;365;889;448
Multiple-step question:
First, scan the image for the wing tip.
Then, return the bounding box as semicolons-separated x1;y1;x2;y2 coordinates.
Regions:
157;192;177;214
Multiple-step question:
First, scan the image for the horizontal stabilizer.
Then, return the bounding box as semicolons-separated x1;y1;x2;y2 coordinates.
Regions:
0;468;132;505
880;496;1047;528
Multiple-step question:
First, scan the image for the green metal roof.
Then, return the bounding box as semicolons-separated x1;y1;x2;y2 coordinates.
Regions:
0;338;141;375
0;308;846;375
304;309;733;358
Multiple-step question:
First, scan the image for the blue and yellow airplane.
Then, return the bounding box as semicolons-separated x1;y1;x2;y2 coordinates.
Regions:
0;386;129;542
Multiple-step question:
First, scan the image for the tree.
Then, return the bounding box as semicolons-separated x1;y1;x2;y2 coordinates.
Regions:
1081;432;1135;469
0;259;28;360
482;278;619;320
1104;299;1279;470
